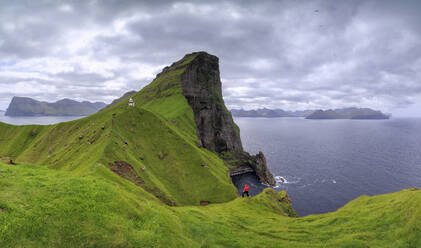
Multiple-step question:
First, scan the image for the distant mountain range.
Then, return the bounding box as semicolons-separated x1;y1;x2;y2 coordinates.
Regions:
5;97;107;116
306;108;390;120
231;107;390;120
230;108;314;117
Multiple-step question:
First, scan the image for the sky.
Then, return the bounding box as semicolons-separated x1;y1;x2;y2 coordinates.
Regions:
1;0;421;116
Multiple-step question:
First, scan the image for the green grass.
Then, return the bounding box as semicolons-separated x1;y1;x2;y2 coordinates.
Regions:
0;162;420;247
0;52;236;206
0;52;420;247
0;162;188;247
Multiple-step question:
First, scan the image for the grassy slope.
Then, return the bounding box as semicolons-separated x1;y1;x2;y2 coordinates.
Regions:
0;52;420;247
0;162;420;247
0;53;236;206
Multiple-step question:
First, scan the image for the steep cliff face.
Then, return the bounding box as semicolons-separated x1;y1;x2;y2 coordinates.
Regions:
180;52;243;154
180;52;276;186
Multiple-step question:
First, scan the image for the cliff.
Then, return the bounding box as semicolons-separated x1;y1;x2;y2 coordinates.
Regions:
178;52;276;185
5;97;106;116
180;53;243;153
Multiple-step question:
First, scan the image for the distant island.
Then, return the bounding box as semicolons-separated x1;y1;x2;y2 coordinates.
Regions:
231;108;314;117
306;108;390;120
5;96;107;116
231;107;390;120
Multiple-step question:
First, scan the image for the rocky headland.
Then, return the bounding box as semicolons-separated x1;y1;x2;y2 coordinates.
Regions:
164;52;276;185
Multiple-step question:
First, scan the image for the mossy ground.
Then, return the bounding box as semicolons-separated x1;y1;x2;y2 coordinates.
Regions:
0;162;420;247
0;53;420;247
0;53;236;206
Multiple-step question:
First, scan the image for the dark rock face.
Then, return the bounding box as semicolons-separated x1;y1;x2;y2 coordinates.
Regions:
179;52;276;186
245;152;276;186
181;52;243;154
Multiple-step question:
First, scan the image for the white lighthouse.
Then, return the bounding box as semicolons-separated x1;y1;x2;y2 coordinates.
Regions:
128;98;135;107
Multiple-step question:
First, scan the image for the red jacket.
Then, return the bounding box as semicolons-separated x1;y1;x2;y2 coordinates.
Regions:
243;184;250;192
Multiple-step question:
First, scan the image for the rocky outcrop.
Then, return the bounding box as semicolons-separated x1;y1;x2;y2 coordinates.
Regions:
180;52;243;154
179;52;276;186
244;152;276;186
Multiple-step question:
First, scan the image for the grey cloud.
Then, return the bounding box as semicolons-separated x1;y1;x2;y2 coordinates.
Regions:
0;0;420;116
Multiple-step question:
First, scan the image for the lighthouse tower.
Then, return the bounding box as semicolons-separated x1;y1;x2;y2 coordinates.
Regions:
128;98;135;107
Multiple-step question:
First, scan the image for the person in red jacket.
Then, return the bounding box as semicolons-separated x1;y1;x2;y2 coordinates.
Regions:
242;184;250;197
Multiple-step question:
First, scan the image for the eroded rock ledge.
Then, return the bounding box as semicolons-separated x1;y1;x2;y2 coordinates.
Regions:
179;51;276;186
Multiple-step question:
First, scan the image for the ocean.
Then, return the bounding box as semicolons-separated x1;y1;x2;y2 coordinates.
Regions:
233;117;421;216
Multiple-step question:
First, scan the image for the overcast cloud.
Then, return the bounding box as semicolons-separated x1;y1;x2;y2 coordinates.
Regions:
1;0;421;116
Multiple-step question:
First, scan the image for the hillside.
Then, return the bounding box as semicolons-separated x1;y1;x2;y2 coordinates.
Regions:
5;97;106;116
0;52;274;206
0;52;419;247
306;108;390;119
107;90;137;108
0;162;420;247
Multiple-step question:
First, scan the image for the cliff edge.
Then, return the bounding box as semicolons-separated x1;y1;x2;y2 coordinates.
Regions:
178;52;276;185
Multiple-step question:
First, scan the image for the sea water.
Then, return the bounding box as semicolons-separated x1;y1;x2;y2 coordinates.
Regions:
234;117;421;216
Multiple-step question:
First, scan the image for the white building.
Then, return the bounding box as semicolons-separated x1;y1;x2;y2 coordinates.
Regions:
128;98;135;107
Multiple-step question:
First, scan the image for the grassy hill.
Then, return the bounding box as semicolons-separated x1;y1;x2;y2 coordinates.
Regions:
0;162;420;247
0;52;237;207
0;52;420;247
